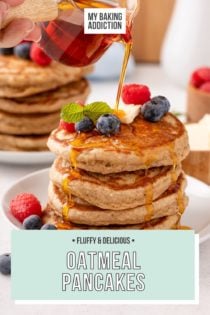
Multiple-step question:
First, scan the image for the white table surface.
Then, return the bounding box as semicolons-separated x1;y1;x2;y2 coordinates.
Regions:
0;64;209;315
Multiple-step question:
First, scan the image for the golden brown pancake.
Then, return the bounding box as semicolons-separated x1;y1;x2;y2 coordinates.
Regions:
0;133;49;151
0;79;90;114
43;206;181;230
50;156;182;210
48;113;190;174
0;55;92;98
0;110;61;135
47;174;188;226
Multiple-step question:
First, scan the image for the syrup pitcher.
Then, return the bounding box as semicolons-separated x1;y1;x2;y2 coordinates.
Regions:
3;0;139;67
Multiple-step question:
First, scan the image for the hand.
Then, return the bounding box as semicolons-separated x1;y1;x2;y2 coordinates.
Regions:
0;0;41;48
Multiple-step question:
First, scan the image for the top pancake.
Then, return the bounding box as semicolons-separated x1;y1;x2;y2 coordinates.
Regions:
48;113;190;174
0;56;92;98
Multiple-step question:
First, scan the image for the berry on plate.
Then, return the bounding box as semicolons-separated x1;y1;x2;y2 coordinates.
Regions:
10;193;42;223
0;253;11;275
14;43;31;60
23;215;42;230
96;114;121;135
30;44;52;66
141;96;170;122
41;224;57;230
59;120;75;133
122;84;151;105
200;82;210;93
75;117;95;133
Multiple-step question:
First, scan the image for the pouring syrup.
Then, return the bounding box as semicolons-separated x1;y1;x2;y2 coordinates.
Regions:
39;0;138;109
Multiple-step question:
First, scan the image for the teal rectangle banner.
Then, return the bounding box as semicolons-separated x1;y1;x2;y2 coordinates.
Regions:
12;231;197;301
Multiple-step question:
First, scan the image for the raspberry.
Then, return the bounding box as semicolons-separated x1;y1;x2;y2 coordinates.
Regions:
30;44;52;67
190;71;204;88
10;193;42;223
59;120;75;133
190;67;210;88
122;84;151;105
200;82;210;93
198;68;210;82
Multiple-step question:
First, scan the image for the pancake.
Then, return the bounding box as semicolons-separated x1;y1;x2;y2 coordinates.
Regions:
43;206;180;230
0;110;61;135
50;156;182;210
0;79;90;114
0;55;92;98
0;133;48;151
47;174;188;226
47;113;190;174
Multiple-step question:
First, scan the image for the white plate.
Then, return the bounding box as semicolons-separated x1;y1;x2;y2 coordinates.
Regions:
0;151;54;165
2;169;210;243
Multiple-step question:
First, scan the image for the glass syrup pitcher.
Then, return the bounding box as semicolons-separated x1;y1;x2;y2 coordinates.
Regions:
40;0;139;67
3;0;139;109
3;0;139;67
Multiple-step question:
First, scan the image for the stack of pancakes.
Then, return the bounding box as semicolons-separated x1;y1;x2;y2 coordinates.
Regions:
0;56;91;151
44;113;190;230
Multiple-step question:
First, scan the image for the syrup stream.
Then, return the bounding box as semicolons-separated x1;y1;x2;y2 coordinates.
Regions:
57;0;133;111
115;42;132;110
144;183;154;222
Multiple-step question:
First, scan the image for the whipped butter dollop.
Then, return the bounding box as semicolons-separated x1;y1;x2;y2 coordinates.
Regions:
116;103;141;124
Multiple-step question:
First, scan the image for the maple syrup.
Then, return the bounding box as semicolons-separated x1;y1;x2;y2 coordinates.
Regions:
168;142;178;183
144;183;154;221
40;0;136;110
62;177;70;193
62;204;70;220
61;167;84;219
177;188;185;215
40;1;132;66
115;42;132;108
177;226;191;230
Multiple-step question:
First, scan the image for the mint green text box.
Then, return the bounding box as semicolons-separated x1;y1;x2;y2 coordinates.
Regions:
12;231;196;301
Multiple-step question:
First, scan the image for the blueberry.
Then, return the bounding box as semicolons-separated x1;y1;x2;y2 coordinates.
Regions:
75;117;94;133
0;253;11;275
141;96;171;122
0;48;14;55
23;215;42;230
96;114;121;136
41;224;57;230
14;43;31;60
152;96;171;113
